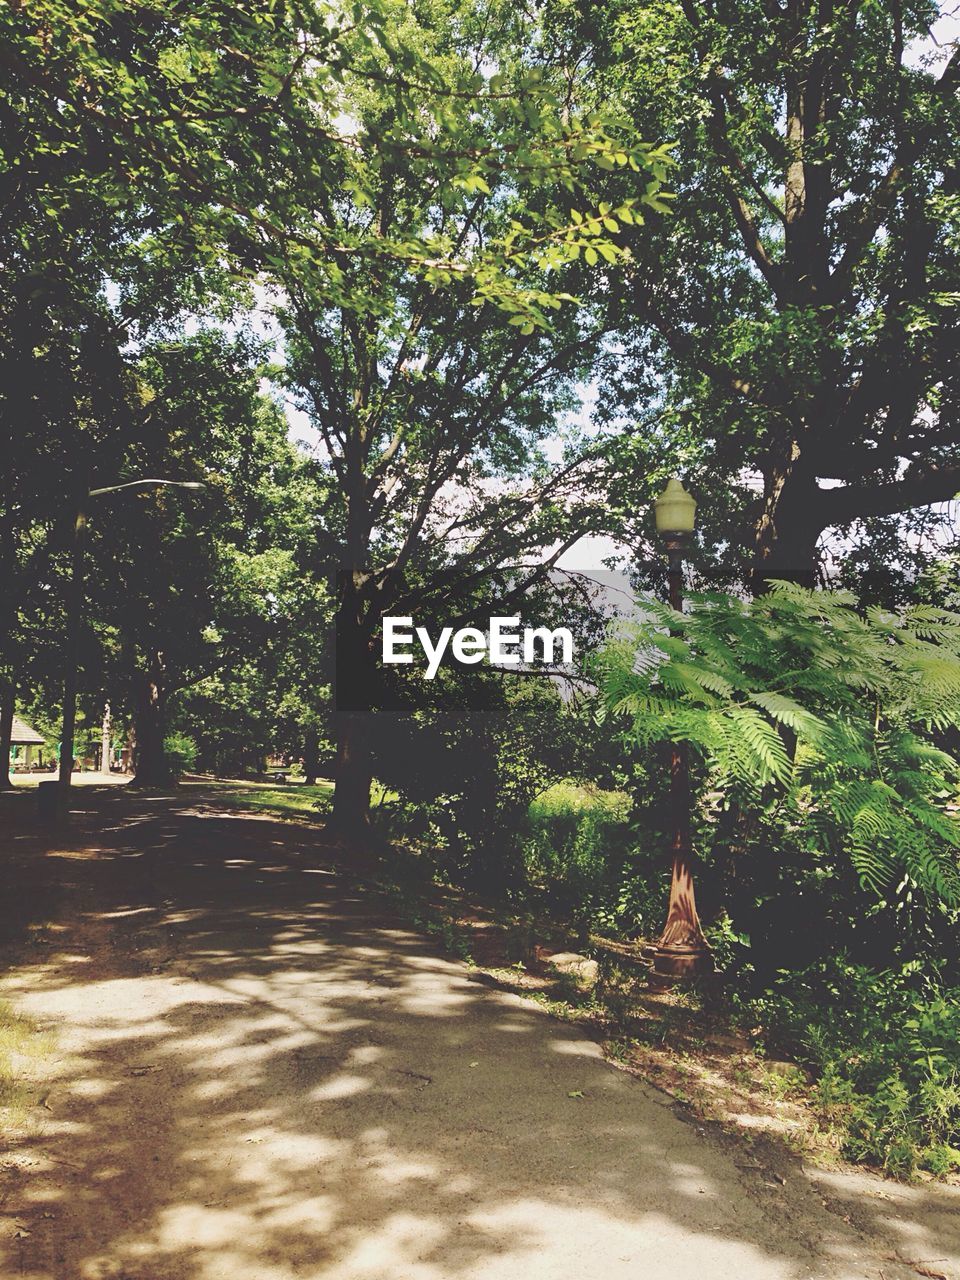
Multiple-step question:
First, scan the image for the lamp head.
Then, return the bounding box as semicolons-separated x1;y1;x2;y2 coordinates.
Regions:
654;477;697;537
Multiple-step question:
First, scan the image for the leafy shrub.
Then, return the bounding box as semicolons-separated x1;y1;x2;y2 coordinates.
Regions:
527;779;632;824
600;585;960;915
701;910;750;971
521;781;664;934
163;732;198;778
373;676;598;893
746;960;960;1177
597;585;960;1175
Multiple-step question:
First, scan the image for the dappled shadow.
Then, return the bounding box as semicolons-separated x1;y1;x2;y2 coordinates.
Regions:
1;789;957;1280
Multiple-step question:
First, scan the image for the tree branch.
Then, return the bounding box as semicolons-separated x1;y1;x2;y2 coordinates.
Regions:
828;46;960;295
821;458;960;523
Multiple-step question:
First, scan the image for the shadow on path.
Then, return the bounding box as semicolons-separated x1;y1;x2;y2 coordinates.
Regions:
0;789;957;1280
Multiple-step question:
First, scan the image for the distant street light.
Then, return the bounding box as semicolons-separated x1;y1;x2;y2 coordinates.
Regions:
56;478;206;813
651;478;713;980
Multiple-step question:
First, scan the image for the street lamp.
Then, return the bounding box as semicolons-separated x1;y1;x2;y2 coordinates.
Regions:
651;477;713;980
56;478;206;813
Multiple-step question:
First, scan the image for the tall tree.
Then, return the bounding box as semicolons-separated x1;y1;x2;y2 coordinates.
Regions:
3;0;665;815
269;0;671;835
86;331;318;785
571;0;960;586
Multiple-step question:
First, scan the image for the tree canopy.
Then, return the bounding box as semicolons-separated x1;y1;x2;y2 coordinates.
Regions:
560;0;960;588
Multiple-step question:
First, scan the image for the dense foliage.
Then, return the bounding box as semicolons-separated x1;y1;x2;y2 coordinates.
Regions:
750;959;960;1177
571;0;960;588
521;780;656;934
601;585;960;912
601;585;960;1173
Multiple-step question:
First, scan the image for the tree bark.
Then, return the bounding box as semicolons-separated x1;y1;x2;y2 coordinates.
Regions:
0;678;14;791
100;701;112;774
751;454;823;593
329;710;373;838
303;723;320;786
328;568;375;838
58;506;86;804
132;654;170;787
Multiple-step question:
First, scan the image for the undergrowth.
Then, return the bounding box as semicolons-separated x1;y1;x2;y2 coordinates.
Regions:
744;960;960;1178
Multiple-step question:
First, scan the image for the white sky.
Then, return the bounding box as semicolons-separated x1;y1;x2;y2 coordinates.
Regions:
905;6;959;67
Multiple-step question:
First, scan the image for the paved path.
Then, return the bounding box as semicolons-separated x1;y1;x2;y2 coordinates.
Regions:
1;791;957;1280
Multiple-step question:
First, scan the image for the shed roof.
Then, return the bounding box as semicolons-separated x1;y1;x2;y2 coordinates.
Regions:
10;716;45;746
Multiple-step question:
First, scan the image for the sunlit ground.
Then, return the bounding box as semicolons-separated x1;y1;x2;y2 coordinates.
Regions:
10;772;133;788
186;778;398;822
189;779;336;818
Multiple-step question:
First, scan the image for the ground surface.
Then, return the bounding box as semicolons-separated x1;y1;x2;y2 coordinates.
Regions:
1;787;958;1280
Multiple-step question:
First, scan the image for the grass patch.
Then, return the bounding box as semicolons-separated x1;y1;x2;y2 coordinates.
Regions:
0;1000;54;1126
201;781;335;819
199;779;400;823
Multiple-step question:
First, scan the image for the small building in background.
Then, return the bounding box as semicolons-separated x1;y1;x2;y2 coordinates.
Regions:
9;716;46;772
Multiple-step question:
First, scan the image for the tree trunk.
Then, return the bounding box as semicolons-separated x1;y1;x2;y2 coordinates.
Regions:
329;711;372;838
0;678;14;791
58;506;87;803
100;701;112;775
122;724;135;774
328;573;375;838
132;654;170;787
751;457;823;593
303;723;320;786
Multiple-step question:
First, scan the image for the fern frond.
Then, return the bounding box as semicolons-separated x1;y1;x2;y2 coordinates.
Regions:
747;691;827;744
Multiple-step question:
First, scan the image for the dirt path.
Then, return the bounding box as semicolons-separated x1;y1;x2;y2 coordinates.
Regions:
1;789;958;1280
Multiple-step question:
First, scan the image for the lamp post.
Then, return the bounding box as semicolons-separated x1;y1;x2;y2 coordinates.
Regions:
651;478;713;980
56;478;205;813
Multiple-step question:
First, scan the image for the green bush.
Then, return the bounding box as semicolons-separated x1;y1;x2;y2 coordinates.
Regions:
745;960;960;1177
163;732;198;778
600;585;960;914
373;675;599;894
598;585;960;1176
521;781;663;935
527;781;632;825
599;585;960;983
